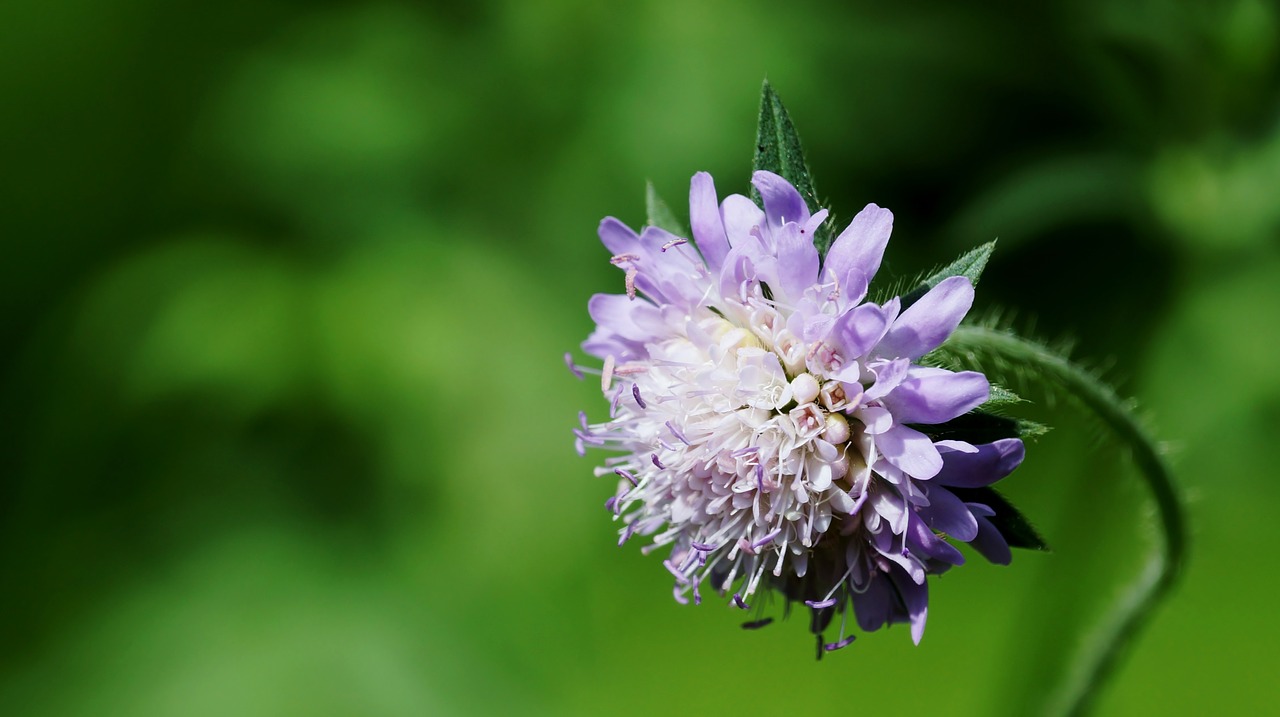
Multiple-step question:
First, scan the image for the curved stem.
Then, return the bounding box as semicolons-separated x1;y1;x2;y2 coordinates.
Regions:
942;326;1186;717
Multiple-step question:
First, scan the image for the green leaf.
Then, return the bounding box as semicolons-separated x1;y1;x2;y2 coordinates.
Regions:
645;181;687;236
949;485;1050;551
985;384;1026;407
911;409;1048;445
1013;418;1051;439
901;240;997;308
751;81;833;256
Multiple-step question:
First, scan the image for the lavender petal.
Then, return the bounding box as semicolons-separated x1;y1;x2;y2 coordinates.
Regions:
876;276;974;359
882;367;990;425
824;203;894;286
935;438;1026;488
751;170;810;231
689;172;729;271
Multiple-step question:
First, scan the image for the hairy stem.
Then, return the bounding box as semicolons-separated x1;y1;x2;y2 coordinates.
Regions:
941;326;1186;717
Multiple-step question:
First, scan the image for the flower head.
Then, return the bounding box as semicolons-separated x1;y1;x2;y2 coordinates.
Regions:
570;171;1025;651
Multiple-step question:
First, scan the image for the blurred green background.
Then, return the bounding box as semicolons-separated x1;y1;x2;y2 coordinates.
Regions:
2;0;1278;714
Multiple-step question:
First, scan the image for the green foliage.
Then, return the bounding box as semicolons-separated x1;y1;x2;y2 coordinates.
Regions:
985;384;1026;408
751;81;834;255
913;410;1048;445
902;241;997;308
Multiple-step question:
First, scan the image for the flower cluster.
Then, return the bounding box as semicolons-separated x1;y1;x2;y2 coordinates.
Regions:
569;171;1025;652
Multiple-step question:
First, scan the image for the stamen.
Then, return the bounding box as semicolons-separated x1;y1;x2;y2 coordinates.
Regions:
648;358;697;368
731;446;759;457
752;529;782;549
805;598;838;609
572;429;604;446
614;468;638;487
821;565;857;603
564;352;584;379
632;384;647;409
651;454;665;469
679;550;699;572
660;238;688;252
624;267;638;300
823;635;857;652
617;523;636;546
663;559;688;583
691;541;717;552
741;618;773;630
601;355;616;392
733;593;750;610
609;253;640;265
665;420;690;445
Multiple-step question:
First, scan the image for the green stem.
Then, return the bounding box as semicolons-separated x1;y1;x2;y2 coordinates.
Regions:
942;326;1186;717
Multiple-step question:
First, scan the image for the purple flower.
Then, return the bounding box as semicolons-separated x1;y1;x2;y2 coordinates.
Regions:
570;171;1026;650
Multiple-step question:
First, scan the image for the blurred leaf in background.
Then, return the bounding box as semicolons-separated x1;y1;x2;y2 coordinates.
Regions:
1;0;1277;715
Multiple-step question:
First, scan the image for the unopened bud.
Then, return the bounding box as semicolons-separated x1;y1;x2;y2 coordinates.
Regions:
790;373;820;405
823;412;851;444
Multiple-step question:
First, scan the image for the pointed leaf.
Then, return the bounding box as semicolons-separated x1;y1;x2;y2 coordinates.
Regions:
911;409;1049;444
948;485;1049;551
646;181;687;236
751;81;833;256
1013;419;1050;439
911;410;1019;444
984;384;1025;407
901;241;996;309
